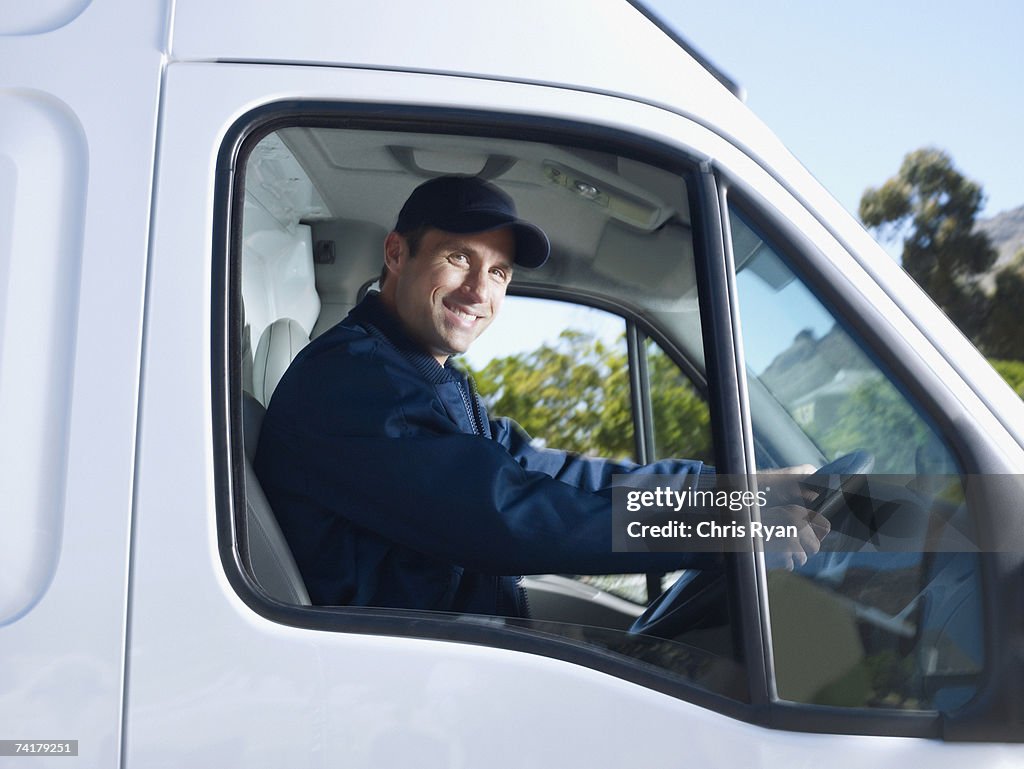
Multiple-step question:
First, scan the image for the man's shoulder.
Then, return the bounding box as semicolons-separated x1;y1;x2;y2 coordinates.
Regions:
300;314;378;363
278;308;436;408
283;316;398;397
263;318;407;437
298;297;403;368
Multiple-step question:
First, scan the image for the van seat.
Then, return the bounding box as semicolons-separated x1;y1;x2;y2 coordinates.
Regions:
242;392;311;605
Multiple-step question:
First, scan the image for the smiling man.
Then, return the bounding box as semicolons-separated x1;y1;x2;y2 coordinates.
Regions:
254;175;821;618
378;175;546;363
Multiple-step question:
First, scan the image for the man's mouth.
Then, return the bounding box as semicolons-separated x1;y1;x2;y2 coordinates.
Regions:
443;300;485;326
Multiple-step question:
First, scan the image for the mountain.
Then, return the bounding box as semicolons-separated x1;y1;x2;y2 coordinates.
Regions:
759;325;872;408
977;204;1024;272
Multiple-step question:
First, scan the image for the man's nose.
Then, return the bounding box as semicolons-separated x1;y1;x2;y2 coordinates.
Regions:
460;266;490;302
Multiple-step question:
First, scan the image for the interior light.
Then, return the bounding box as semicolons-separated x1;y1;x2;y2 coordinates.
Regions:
544;162;663;230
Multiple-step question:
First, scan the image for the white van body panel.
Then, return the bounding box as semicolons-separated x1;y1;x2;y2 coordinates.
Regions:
0;2;164;765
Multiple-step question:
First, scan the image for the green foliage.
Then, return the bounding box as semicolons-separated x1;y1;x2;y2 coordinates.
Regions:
990;359;1024;398
860;148;997;341
467;329;633;460
648;344;714;463
463;330;713;464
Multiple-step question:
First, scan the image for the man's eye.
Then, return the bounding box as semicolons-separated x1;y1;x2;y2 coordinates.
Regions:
448;252;469;265
490;268;508;282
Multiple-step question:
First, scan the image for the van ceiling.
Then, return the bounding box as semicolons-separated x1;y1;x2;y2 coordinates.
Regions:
275;126;686;259
245;125;700;313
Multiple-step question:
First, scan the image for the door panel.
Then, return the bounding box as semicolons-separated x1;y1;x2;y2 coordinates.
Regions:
126;59;1023;766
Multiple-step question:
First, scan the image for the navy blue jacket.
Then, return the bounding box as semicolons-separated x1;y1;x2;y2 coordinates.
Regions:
255;294;712;617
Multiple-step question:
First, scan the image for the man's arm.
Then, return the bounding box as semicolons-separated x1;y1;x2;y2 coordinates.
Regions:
257;348;716;576
489;416;714;492
260;419;716;577
489;418;828;571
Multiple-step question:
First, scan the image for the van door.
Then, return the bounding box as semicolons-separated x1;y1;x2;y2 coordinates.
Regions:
125;59;1023;766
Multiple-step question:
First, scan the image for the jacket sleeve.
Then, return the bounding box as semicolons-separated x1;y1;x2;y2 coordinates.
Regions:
257;341;714;577
488;416;713;491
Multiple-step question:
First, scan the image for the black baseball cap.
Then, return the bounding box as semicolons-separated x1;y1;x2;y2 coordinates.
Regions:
394;175;550;268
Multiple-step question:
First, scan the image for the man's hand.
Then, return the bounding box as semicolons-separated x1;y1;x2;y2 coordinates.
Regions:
761;503;830;570
759;466;829;570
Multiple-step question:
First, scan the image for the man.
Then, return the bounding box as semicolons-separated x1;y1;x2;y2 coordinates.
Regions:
255;175;822;617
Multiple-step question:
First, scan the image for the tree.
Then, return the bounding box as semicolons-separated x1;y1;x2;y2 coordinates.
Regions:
860;148;997;340
462;329;713;464
980;251;1024;360
465;329;635;461
822;376;930;473
990;357;1024;398
647;344;713;463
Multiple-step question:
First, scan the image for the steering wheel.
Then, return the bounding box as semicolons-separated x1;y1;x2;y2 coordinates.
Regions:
801;449;875;521
628;450;876;639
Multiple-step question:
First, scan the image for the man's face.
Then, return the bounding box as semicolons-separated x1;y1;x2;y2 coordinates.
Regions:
387;227;514;364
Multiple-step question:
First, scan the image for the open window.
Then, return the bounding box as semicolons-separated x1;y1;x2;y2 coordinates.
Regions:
226;111;752;704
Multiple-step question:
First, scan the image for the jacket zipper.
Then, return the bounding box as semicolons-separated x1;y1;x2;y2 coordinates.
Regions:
458;375;485;436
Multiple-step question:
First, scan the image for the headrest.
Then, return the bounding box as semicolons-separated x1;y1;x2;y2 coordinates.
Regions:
253;317;309;407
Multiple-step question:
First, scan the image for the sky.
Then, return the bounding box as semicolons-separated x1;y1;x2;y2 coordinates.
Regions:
643;1;1023;221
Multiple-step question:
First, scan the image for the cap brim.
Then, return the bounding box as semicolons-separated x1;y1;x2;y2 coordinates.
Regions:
435;211;550;269
509;222;550;269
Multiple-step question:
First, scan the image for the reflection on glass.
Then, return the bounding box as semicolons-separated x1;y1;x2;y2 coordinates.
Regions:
730;205;982;712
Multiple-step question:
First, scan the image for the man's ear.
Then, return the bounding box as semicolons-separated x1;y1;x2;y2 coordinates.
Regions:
383;231;406;278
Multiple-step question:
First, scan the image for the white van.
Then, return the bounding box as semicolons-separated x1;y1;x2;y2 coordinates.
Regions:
2;1;1022;766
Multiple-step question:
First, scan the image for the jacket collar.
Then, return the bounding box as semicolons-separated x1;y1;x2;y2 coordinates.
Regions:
348;292;462;385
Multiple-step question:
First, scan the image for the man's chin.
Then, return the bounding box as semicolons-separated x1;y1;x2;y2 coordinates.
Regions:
445;335;483;359
446;341;474;357
438;326;486;356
